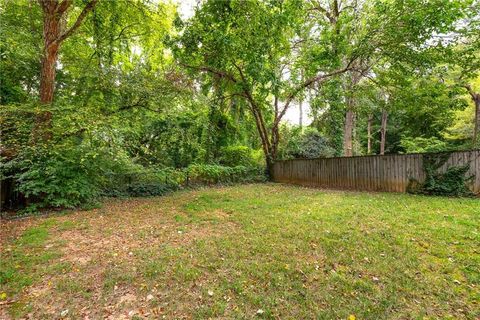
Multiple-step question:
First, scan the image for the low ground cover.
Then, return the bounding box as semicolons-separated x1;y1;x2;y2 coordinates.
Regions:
1;184;478;319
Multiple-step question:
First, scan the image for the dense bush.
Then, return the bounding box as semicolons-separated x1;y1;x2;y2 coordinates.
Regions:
6;140;136;209
1;104;267;212
186;164;266;185
5;159;266;211
102;167;185;197
218;145;255;167
13;146;100;208
278;126;335;159
102;164;266;198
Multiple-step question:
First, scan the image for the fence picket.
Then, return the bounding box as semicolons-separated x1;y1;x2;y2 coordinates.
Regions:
273;151;480;194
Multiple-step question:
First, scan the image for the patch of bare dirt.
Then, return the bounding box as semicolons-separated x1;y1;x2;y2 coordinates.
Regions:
2;194;241;318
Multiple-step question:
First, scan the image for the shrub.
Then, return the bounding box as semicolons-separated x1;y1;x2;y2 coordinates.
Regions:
218;145;255;167
126;182;173;197
296;128;335;159
12;144;102;208
186;164;266;185
101;164;266;198
278;126;334;159
102;168;183;197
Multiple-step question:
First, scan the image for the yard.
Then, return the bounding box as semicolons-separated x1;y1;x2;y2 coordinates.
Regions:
1;184;479;319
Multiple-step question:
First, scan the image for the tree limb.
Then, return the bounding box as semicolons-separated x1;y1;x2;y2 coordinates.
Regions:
55;0;99;45
274;57;357;125
464;84;477;100
180;63;239;84
56;0;72;15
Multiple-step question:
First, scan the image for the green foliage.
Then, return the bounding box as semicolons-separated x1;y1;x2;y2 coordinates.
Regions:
186;164;266;185
102;168;184;197
7;138;134;209
101;164;266;198
1;0;479;210
408;153;474;197
400;137;449;154
218;145;255;167
278;126;334;159
14;146;100;208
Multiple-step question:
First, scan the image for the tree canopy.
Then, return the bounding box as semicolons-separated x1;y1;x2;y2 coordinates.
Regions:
0;0;479;208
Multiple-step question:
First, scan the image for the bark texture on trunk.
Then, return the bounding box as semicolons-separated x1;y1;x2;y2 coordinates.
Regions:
380;109;388;155
343;108;355;157
39;4;61;104
35;0;62;141
367;114;373;154
342;66;361;157
34;0;98;142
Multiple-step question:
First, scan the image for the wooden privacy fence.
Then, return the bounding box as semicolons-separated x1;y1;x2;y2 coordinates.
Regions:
273;150;480;194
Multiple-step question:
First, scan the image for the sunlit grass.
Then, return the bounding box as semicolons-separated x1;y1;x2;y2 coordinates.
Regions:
1;184;478;319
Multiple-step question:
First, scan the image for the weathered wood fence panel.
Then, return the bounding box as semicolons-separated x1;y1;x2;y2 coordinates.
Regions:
273;150;480;194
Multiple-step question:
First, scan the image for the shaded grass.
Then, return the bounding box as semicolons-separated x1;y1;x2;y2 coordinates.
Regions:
1;184;479;319
0;220;63;295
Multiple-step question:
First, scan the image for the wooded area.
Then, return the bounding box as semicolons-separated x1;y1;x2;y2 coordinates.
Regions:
0;0;479;209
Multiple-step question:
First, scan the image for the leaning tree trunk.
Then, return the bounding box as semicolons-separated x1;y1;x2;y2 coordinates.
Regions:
380;109;388;155
367;114;373;154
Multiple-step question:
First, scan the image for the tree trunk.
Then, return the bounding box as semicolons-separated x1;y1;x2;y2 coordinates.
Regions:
473;93;480;146
265;155;275;180
299;70;304;128
34;1;62;142
380;109;388;155
342;68;361;157
299;98;303;128
33;0;98;142
247;98;276;179
367;114;373;154
343;108;355;157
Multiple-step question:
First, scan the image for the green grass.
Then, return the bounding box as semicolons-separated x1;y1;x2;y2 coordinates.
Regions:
1;184;478;319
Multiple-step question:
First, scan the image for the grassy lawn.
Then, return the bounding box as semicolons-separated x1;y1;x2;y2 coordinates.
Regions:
1;184;479;319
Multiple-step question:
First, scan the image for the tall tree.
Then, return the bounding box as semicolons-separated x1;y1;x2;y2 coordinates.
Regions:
174;0;356;175
450;1;480;146
34;0;98;141
38;0;98;104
